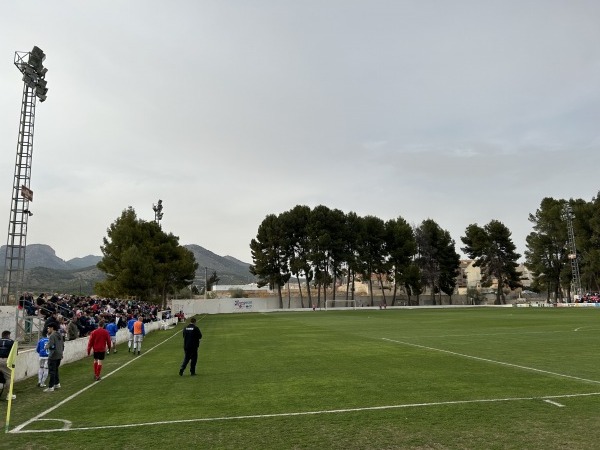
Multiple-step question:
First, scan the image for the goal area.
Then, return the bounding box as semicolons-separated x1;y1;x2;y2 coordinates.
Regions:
324;298;357;310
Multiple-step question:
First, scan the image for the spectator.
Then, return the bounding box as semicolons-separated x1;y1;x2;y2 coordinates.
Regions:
132;316;145;355
0;330;15;400
36;333;50;387
67;319;79;341
44;323;64;392
105;319;118;353
127;315;136;352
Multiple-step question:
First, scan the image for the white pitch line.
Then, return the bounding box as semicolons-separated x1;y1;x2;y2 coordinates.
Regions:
10;321;190;434
544;399;565;407
381;338;600;385
10;392;600;434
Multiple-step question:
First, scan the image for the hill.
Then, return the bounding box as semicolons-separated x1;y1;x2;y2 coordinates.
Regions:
184;244;255;286
0;243;254;294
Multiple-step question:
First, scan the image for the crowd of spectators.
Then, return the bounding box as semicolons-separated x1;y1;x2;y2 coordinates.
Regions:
576;293;600;303
17;293;165;340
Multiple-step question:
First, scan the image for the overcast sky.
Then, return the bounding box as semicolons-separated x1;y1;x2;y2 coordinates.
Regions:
1;1;599;264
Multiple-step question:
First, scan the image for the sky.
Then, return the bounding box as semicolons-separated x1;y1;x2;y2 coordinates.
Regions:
1;1;599;264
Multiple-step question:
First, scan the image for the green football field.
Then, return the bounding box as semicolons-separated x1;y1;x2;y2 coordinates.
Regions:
2;307;600;449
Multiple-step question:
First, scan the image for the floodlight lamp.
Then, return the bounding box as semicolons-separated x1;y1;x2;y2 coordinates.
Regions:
28;55;43;72
30;46;46;62
36;86;48;98
22;74;36;89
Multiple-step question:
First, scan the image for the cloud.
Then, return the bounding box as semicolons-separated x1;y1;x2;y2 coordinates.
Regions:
0;1;599;264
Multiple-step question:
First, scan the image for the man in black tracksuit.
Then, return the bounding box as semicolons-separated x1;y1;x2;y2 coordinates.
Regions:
179;317;202;376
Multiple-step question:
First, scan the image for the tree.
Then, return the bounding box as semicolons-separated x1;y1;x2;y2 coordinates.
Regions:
438;236;461;303
280;205;313;308
206;270;220;291
343;212;362;301
250;214;290;308
524;198;568;301
461;219;522;305
571;195;600;293
385;217;417;305
97;207;198;307
415;219;459;304
403;262;423;305
355;215;387;306
151;229;198;307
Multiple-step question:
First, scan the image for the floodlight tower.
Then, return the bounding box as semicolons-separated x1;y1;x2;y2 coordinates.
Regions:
0;46;48;305
562;204;583;301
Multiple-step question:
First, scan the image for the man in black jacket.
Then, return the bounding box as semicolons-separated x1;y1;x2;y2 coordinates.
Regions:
179;317;202;376
0;330;15;399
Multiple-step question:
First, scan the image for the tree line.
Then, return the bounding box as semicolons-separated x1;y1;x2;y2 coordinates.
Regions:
94;193;600;308
249;193;600;307
526;195;600;300
250;205;465;308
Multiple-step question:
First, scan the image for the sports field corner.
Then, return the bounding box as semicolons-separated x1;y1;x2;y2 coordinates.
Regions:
2;307;600;449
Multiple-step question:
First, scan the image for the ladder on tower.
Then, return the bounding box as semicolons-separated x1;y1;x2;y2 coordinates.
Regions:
563;204;583;300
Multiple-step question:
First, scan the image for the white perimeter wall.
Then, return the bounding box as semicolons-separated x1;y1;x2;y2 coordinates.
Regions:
171;297;515;317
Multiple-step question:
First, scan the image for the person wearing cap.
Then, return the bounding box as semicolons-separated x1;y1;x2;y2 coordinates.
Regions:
44;323;64;392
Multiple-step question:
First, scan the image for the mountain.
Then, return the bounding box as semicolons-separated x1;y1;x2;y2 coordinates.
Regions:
23;265;105;295
184;244;255;286
0;244;102;271
67;255;103;269
0;243;254;294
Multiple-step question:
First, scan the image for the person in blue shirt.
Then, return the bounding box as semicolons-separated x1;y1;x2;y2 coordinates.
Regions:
36;334;50;387
105;319;118;354
127;316;137;352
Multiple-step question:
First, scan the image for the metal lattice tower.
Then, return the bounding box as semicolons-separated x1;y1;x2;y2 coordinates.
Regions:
562;204;583;300
0;47;48;305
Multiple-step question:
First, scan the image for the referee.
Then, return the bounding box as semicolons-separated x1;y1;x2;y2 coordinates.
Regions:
179;317;202;376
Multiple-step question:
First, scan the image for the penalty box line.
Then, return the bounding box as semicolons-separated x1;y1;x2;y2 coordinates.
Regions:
382;337;600;385
9;322;189;434
10;391;600;434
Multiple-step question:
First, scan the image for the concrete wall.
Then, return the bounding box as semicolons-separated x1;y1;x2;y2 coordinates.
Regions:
172;295;477;317
0;306;17;337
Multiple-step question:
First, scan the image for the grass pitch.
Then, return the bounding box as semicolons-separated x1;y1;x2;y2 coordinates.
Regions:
2;307;600;449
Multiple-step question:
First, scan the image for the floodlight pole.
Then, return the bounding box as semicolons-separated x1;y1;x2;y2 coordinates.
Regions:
562;204;583;302
0;47;48;305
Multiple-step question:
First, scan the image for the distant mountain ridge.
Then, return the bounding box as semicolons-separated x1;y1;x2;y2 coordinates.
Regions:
0;243;254;294
183;244;255;286
0;244;101;270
